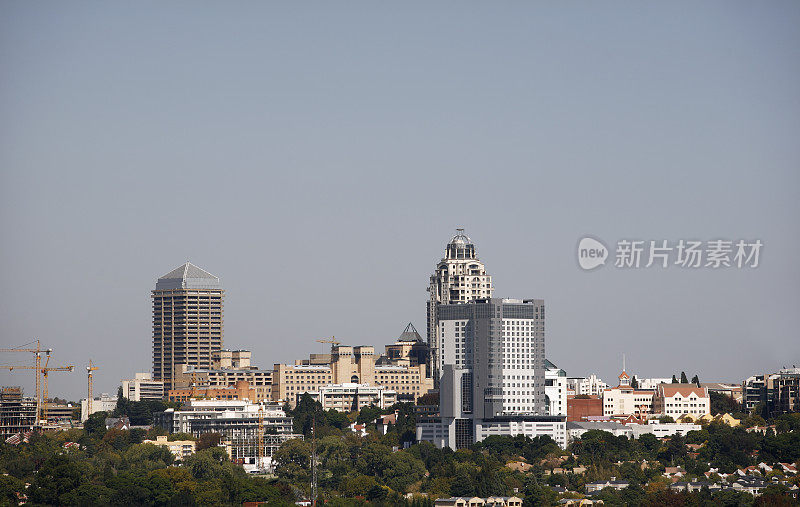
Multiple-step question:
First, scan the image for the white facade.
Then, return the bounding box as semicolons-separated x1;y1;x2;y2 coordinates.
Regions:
419;298;566;450
628;422;701;439
602;387;654;417
567;422;633;443
121;372;165;401
635;377;672;390
566;374;608;396
476;419;567;448
302;383;397;411
80;393;118;422
545;362;567;416
653;384;710;418
437;299;546;417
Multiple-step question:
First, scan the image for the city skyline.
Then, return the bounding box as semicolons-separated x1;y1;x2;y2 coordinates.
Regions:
2;3;799;400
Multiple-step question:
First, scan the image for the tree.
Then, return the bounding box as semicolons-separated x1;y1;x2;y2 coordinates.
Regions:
273;438;312;484
630;376;639;389
84;411;109;436
671;375;678;384
0;475;25;505
710;392;739;415
196;432;222;451
680;372;689;384
691;374;700;387
356;404;383;425
658;415;675;423
417;392;439;406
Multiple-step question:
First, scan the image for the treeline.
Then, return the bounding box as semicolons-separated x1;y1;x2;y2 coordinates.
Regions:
0;425;295;506
271;405;800;506
3;397;799;505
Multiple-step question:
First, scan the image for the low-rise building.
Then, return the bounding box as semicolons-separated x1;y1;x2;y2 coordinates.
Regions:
44;403;77;423
628;421;701;438
81;393;118;422
168;380;264;403
586;478;629;492
697;413;741;426
743;367;800;415
143;434;197;460
633;377;672;390
155;399;301;471
566;421;633;442
173;365;272;402
434;497;523;507
273;342;432;408
566;375;608;396
301;383;397;411
652;384;710;418
121;373;165;401
567;395;603;422
701;382;743;403
602;372;654;418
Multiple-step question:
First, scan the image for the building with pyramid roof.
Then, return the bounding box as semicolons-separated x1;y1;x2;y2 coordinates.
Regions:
152;262;223;390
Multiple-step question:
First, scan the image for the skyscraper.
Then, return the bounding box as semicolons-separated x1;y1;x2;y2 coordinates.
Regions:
152;262;223;390
417;298;566;449
427;229;493;384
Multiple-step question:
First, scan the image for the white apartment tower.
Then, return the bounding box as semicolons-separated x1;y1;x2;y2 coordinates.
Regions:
417;298;566;449
427;229;493;383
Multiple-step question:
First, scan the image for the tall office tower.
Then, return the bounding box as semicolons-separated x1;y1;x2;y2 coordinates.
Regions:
427;229;493;384
417;298;566;449
152;262;223;390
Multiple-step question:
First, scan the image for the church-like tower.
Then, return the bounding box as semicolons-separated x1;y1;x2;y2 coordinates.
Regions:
427;229;493;384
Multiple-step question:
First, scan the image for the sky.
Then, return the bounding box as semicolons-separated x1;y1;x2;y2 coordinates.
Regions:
1;2;799;401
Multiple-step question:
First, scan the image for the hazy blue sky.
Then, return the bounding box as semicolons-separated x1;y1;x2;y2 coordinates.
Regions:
1;2;798;401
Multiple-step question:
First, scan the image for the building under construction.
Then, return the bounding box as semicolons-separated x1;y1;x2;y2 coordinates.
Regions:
154;399;302;470
0;387;37;440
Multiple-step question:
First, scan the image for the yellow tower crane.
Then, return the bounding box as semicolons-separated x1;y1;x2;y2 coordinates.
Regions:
0;340;52;421
257;403;265;471
86;360;99;417
316;337;340;354
2;361;74;424
315;337;340;346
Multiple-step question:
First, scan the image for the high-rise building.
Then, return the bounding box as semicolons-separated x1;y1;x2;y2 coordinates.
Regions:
427;230;493;384
417;298;566;449
152;262;223;390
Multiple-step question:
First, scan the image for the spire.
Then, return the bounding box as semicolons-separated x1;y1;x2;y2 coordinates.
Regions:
398;323;422;342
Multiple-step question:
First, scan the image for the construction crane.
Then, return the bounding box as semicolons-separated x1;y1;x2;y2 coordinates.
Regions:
2;361;74;423
316;337;340;351
40;355;75;423
86;360;99;417
257;403;265;472
0;340;52;421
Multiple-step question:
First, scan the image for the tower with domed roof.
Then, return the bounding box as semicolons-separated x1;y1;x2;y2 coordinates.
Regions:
427;229;493;384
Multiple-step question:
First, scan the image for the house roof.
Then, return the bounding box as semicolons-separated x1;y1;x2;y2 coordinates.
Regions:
659;384;707;398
